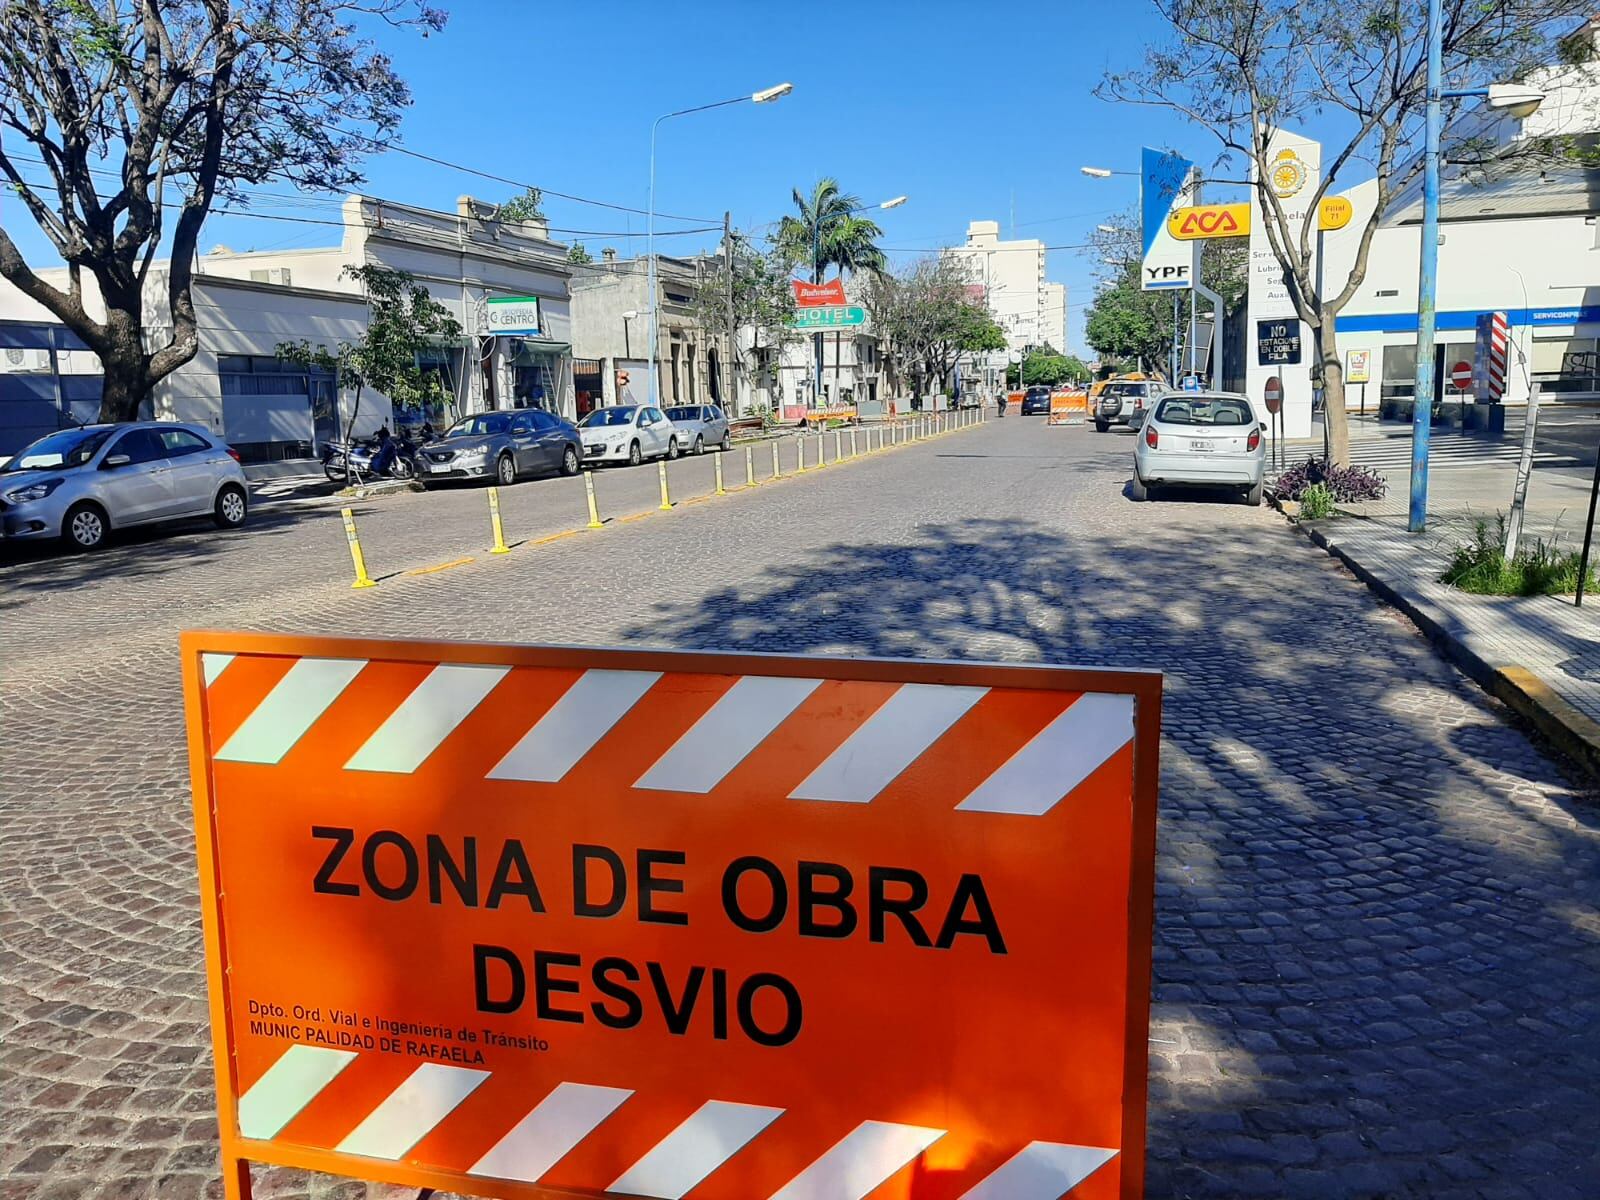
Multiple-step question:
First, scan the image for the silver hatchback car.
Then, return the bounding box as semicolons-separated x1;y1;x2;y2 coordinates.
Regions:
0;422;250;550
1131;392;1266;505
664;404;732;455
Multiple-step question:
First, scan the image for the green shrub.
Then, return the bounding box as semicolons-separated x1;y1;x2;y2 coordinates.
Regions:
1298;482;1335;520
1441;515;1598;596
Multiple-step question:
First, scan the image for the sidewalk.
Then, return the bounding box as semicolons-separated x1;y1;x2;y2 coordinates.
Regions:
1291;488;1600;782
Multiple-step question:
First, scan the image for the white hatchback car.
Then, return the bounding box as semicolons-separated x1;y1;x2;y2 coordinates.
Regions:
578;405;681;466
1132;392;1266;505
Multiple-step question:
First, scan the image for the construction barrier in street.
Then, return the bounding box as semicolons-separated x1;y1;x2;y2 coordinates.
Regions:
1049;389;1090;426
182;634;1162;1200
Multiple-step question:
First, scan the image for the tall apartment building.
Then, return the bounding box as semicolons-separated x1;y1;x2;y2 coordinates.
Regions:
942;221;1069;390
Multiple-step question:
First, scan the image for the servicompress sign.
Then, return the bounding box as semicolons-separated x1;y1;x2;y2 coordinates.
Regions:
483;296;542;336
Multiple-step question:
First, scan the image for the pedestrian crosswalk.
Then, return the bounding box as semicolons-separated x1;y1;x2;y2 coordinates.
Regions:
1342;432;1586;473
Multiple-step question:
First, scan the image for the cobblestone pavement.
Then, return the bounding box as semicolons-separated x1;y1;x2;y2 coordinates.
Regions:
3;416;1598;1200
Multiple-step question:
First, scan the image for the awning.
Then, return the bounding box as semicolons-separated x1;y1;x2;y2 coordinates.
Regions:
506;339;570;365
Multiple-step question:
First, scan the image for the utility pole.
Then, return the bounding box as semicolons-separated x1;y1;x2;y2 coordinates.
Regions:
723;212;737;415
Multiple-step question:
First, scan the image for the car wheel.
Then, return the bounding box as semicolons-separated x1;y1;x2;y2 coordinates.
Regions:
1244;479;1263;506
720;432;732;452
629;440;643;466
561;445;581;476
667;437;680;460
694;434;705;456
497;453;516;486
63;501;108;550
1130;471;1149;502
1094;420;1109;432
213;484;248;529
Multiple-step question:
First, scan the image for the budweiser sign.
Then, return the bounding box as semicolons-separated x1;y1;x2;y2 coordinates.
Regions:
791;278;847;307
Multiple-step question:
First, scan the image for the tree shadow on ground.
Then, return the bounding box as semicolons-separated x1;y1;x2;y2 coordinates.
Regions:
623;515;1600;1198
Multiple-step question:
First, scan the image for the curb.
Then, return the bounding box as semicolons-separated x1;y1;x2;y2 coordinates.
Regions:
1297;521;1600;784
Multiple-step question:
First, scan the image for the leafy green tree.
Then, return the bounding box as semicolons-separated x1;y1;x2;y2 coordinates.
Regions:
692;236;799;403
0;0;444;423
566;242;593;264
278;265;461;482
1100;0;1587;463
1010;351;1092;387
868;258;1005;397
498;187;546;224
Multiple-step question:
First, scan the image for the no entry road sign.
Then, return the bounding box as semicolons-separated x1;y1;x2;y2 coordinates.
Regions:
1451;360;1474;393
1263;376;1283;414
184;633;1162;1200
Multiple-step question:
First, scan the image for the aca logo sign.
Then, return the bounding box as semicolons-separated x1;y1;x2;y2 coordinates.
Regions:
1167;203;1251;241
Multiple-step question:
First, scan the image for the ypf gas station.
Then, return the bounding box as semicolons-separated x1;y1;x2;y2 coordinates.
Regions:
1138;79;1600;440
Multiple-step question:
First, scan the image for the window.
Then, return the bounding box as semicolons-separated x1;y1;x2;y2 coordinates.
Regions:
155;428;212;457
510;414;535;435
1153;396;1256;426
220;354;312;396
530;411;560;431
108;428;167;465
1381;344;1417;400
1534;336;1600;393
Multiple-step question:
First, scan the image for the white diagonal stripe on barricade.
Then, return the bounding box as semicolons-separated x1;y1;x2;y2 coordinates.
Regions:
345;663;510;774
958;693;1134;815
609;1099;785;1198
958;1142;1119;1199
635;676;822;794
789;684;987;803
236;1044;356;1141
201;653;234;687
215;658;366;764
468;1081;632;1183
334;1062;488;1160
488;669;661;782
769;1120;945;1200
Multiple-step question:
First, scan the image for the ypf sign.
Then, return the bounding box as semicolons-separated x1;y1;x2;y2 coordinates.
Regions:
184;634;1162;1200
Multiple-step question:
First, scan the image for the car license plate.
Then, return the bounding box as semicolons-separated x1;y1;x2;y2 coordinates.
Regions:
427;462;449;473
1189;439;1214;452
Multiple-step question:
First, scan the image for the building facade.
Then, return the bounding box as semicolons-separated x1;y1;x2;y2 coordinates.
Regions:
941;221;1069;392
0;194;577;460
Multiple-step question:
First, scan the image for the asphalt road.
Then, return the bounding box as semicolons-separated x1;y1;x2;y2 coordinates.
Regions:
3;413;1597;1199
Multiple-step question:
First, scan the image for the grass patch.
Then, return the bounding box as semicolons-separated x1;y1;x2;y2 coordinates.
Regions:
1299;482;1335;520
1440;515;1597;596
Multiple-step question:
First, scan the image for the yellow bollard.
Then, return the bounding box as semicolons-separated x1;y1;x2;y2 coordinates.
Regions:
340;507;376;588
746;444;756;487
771;439;782;479
835;429;844;461
487;486;511;554
797;435;807;472
816;431;828;468
850;428;859;457
714;451;726;496
584;469;603;529
658;458;673;510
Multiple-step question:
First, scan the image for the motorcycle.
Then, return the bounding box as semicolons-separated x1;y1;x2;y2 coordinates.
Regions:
323;432;418;483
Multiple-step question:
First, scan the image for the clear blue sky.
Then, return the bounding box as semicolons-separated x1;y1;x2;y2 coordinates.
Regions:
8;0;1220;355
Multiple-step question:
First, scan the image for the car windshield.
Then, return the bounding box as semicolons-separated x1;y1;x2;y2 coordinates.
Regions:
3;427;113;472
581;407;637;428
665;407;700;421
1154;396;1256;426
447;413;513;437
1105;383;1145;397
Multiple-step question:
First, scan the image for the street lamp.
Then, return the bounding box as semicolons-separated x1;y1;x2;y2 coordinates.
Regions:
1096;224;1117;233
647;82;793;409
621;310;638;360
1081;166;1137;178
809;194;909;404
1405;22;1543;530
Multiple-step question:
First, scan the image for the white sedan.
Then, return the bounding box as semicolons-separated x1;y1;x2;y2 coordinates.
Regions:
578;405;682;466
1131;392;1266;505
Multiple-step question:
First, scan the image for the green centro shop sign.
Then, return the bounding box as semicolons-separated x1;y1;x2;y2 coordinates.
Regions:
485;296;541;335
790;305;866;329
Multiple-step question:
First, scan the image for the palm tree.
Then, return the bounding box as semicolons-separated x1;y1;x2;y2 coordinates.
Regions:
776;179;887;284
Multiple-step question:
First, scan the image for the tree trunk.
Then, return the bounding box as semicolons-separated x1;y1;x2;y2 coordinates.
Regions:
1317;314;1350;466
95;310;152;423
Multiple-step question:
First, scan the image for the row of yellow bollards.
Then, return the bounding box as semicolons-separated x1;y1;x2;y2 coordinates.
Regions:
337;406;985;588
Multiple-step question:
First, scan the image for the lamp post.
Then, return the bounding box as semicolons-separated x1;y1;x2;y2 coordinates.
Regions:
648;83;792;410
1080;166;1139;178
621;310;637;360
1405;13;1543;531
809;194;907;406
